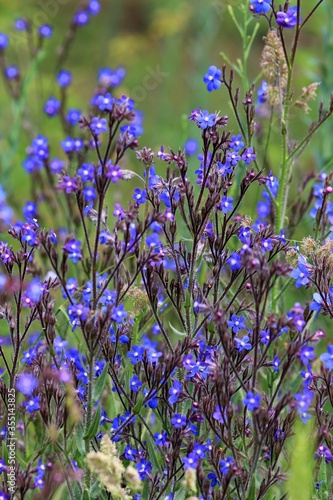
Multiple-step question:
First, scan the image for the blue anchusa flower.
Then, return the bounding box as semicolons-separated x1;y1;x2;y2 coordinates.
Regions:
220;196;233;214
228;314;246;334
78;163;95;182
73;10;90;26
235;335;252;352
5;66;19;80
136;458;152;480
271;356;281;372
63;238;82;263
213;405;226;424
23;201;38;220
95;93;114;112
262;238;273;252
203;65;222;92
44;96;60;117
168;380;182;405
15;18;29;31
250;0;271;14
16;373;39;395
219;456;234;476
291;257;309;288
230;135;244;151
171;413;187;429
195;110;216;130
127;345;145;365
38;24;53;38
130;375;142;393
154;431;168;446
66;109;81;126
90;116;108;135
299;345;315;365
106;163;123;183
132;188;147;205
301;364;313;387
276;6;300;29
111;304;128;324
257;80;268;104
183;452;199;469
295;389;313;423
242;147;256;164
260;329;270;344
320;345;333;370
184;138;198;156
23;396;40;413
57;69;72;87
316;445;333;464
124;444;137;461
243;391;261;411
0;33;9;50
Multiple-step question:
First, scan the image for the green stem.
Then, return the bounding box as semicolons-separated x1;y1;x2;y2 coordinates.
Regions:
83;353;95;496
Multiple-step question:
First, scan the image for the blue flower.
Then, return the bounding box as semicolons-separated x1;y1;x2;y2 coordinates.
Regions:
90;117;108;135
136;458;152;479
0;33;9;50
220;196;233;214
276;6;300;29
23;396;40;413
57;69;72;87
130;375;142;393
111;304;128;324
235;335;252;352
250;0;271;14
184;138;198;156
203;65;222;92
227;314;245;334
63;239;82;263
127;345;145;365
230;135;244;151
132;188;147;205
320;345;333;370
44;96;60;117
196;110;216;130
219;456;233;476
257;80;268;104
271;356;281;372
243;391;261;411
124;444;137;461
16;374;39;395
295;390;313;423
66;109;81;125
299;345;315;365
183;452;199;469
291;258;309;288
170;413;187;429
168;380;181;405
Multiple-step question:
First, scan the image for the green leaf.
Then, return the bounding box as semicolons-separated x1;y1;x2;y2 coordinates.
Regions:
286;419;315;500
2;442;8;465
133;394;144;415
318;459;329;500
247;476;256;500
142;478;149;499
93;363;109;402
184;290;191;310
168;321;186;336
81;489;91;500
145;433;162;473
75;423;86;455
83;405;101;440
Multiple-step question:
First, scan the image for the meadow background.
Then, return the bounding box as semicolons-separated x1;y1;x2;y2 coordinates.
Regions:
0;0;332;194
0;0;332;323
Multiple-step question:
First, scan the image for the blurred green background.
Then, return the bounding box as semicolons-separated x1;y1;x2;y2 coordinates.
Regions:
0;0;332;211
